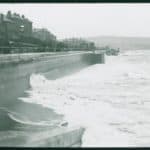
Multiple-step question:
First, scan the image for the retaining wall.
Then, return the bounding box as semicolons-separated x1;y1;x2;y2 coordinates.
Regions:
0;51;105;147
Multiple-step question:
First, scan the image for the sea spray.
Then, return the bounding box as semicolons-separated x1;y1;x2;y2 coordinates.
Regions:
20;50;150;146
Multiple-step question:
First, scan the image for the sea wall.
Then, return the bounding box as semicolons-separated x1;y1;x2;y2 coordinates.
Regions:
0;126;85;147
26;126;85;147
0;51;105;107
0;51;105;147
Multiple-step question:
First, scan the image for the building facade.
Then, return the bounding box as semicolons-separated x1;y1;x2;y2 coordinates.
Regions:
32;28;56;42
0;11;32;42
32;28;57;49
62;38;96;51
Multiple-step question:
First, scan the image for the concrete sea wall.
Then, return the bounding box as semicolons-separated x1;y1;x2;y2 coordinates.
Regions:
0;51;105;147
0;51;105;107
0;126;85;147
26;126;85;147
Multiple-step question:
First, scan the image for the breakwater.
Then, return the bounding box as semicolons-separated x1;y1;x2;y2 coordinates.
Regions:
0;51;105;147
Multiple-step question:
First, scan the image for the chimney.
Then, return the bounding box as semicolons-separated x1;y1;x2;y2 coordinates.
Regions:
22;15;25;19
7;10;12;18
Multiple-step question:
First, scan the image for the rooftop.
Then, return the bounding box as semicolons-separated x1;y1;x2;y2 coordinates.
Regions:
0;11;32;23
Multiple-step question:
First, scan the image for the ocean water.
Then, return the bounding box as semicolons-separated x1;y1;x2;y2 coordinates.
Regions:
18;50;150;147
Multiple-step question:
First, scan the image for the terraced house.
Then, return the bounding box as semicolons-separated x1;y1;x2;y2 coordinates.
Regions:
0;11;32;43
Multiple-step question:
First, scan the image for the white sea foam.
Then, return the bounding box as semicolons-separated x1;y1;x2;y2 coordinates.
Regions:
20;50;150;147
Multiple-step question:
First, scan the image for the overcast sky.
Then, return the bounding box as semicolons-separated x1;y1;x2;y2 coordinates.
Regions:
0;3;150;39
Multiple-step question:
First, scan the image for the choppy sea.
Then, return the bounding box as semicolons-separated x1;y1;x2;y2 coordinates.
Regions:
2;50;150;147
